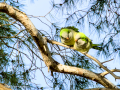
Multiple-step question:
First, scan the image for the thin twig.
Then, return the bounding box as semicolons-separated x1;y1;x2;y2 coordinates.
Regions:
0;30;24;38
0;21;16;27
101;59;114;64
100;69;120;77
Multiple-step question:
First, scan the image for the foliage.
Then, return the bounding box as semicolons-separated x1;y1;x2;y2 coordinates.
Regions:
51;0;120;57
47;0;120;89
0;0;42;90
0;0;120;90
48;41;97;89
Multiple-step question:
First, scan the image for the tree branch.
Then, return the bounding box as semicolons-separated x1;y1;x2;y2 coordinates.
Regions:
0;2;118;89
82;88;120;90
47;39;120;79
0;30;24;38
0;83;12;90
101;59;114;64
100;69;120;77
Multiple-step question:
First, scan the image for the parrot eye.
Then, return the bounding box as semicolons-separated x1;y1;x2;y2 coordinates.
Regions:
61;36;69;40
67;34;69;39
68;31;70;33
61;36;63;38
78;37;81;40
68;31;71;38
61;36;65;39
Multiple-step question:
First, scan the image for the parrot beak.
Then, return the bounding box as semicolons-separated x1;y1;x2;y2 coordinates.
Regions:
66;37;69;40
75;39;77;42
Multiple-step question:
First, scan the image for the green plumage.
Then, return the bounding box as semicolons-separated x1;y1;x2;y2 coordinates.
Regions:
60;26;78;46
61;26;79;32
60;26;102;53
74;32;102;53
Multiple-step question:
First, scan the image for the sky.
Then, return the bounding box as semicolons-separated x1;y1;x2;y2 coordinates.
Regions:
20;0;120;89
19;0;51;89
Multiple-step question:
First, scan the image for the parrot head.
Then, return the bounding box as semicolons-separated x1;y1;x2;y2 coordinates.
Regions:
75;32;87;42
60;29;73;42
74;32;89;47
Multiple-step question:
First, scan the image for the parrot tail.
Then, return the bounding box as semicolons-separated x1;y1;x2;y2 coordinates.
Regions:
92;44;102;51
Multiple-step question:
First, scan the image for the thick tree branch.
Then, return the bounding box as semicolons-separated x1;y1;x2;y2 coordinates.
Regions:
47;39;120;79
0;2;55;70
0;2;118;89
0;83;12;90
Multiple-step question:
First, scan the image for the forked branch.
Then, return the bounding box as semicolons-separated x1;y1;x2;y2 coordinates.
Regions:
100;69;120;77
0;2;119;89
47;39;120;79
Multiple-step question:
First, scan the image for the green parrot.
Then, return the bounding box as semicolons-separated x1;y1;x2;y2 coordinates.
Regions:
74;32;102;53
60;26;79;46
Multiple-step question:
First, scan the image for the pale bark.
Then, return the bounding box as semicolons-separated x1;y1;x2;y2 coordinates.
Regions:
82;88;120;90
0;83;12;90
100;69;120;76
0;2;119;89
47;39;120;79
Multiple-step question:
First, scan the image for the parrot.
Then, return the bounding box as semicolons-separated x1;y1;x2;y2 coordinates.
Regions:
74;32;102;53
60;26;79;46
